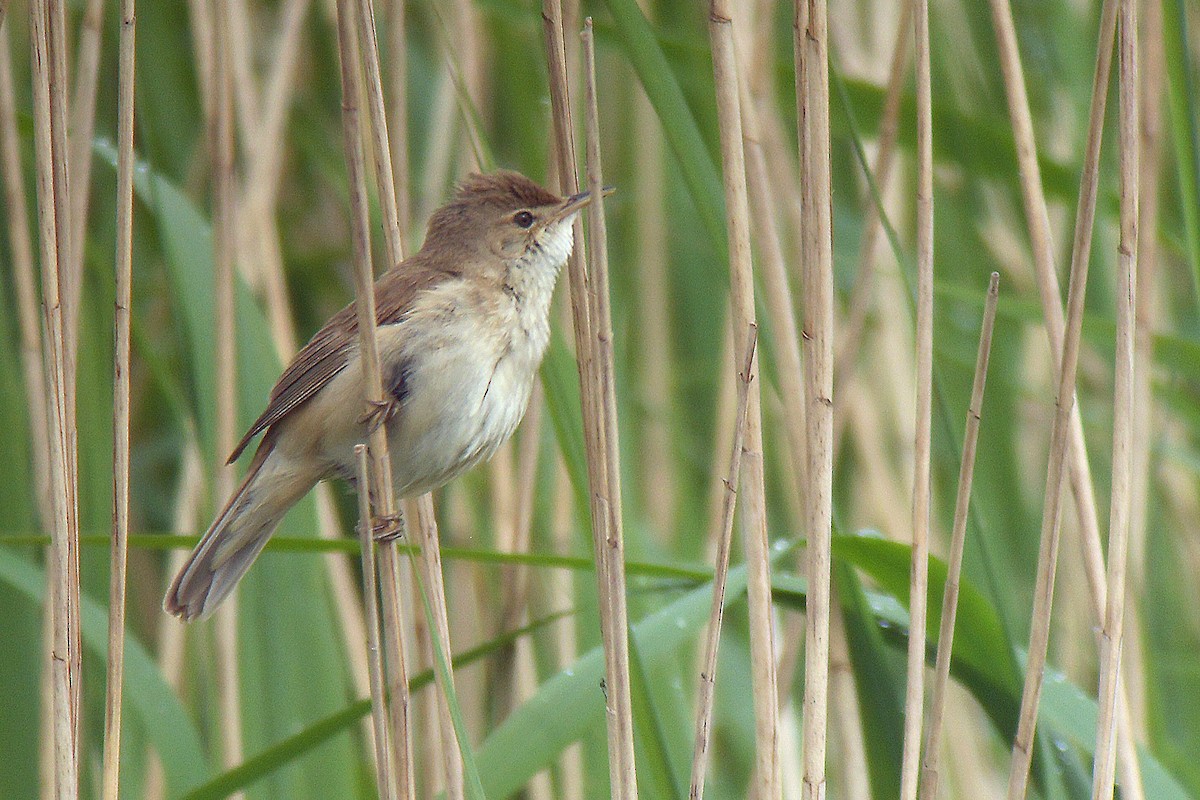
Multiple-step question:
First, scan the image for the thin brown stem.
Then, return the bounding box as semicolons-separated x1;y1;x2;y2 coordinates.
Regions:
333;2;415;796
1092;2;1139;796
708;5;779;796
1003;2;1123;796
30;0;82;792
900;0;934;795
357;446;399;800
101;2;136;797
795;2;835;798
688;325;758;800
920;274;1001;800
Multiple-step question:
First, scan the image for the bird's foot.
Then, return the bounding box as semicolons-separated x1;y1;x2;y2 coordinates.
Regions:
359;397;399;434
371;512;405;542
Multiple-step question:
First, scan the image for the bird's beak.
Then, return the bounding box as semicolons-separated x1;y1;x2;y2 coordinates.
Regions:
551;185;616;223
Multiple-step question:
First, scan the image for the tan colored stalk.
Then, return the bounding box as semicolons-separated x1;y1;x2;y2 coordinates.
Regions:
207;3;247;785
186;0;214;118
407;495;465;800
709;7;781;796
30;0;83;793
350;0;464;788
1091;3;1139;796
582;19;639;798
795;2;835;798
920;274;1001;800
989;0;1147;792
0;25;51;526
899;0;935;796
703;319;737;561
101;2;136;797
545;7;638;796
688;325;757;800
357;446;399;800
333;2;416;797
740;83;807;522
353;0;405;262
64;0;104;345
1001;2;1137;796
550;461;584;800
387;0;411;235
830;607;870;800
1125;0;1168;736
632;1;674;542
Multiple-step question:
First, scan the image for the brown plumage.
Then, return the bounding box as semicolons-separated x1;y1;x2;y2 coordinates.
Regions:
166;171;593;620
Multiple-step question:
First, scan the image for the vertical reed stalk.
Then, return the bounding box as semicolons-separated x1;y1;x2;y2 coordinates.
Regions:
333;2;415;796
387;0;410;235
352;0;464;789
208;2;247;786
582;19;639;798
101;2;135;797
987;1;1146;793
795;2;835;798
357;445;399;800
920;273;1000;800
899;0;934;796
545;6;639;796
1092;2;1139;796
1002;1;1127;795
30;0;82;793
408;494;466;800
65;0;104;339
688;325;757;800
0;24;52;526
632;0;674;543
707;5;779;795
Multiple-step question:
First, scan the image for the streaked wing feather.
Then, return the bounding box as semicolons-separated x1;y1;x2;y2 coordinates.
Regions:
227;263;446;463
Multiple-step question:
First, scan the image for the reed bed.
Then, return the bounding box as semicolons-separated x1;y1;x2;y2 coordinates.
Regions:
0;2;1196;800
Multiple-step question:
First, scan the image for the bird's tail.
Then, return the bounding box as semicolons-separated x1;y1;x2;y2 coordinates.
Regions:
164;445;316;621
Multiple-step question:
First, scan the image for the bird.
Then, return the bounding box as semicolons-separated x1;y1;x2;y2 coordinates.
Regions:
165;170;595;621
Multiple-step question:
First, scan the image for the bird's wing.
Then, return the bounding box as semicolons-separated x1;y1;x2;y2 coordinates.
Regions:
226;264;447;463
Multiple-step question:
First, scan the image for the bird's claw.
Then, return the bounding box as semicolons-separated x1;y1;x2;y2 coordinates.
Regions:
371;513;405;542
359;397;399;434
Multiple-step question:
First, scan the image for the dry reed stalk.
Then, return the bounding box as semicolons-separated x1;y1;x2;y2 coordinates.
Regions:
387;0;410;234
688;324;758;800
829;606;870;800
631;0;674;543
334;2;416;796
795;2;836;798
550;460;585;800
740;83;807;520
545;7;639;797
356;446;400;800
64;0;103;346
919;273;1001;800
101;2;136;797
0;24;52;526
899;0;935;796
407;494;466;800
207;2;248;786
1124;0;1168;736
1091;3;1139;796
707;7;781;796
988;1;1148;794
703;319;738;561
582;20;640;798
29;0;83;793
351;0;464;786
353;0;405;262
832;0;912;388
1001;2;1138;796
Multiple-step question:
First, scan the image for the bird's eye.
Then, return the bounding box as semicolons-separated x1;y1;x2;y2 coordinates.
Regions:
513;210;535;229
